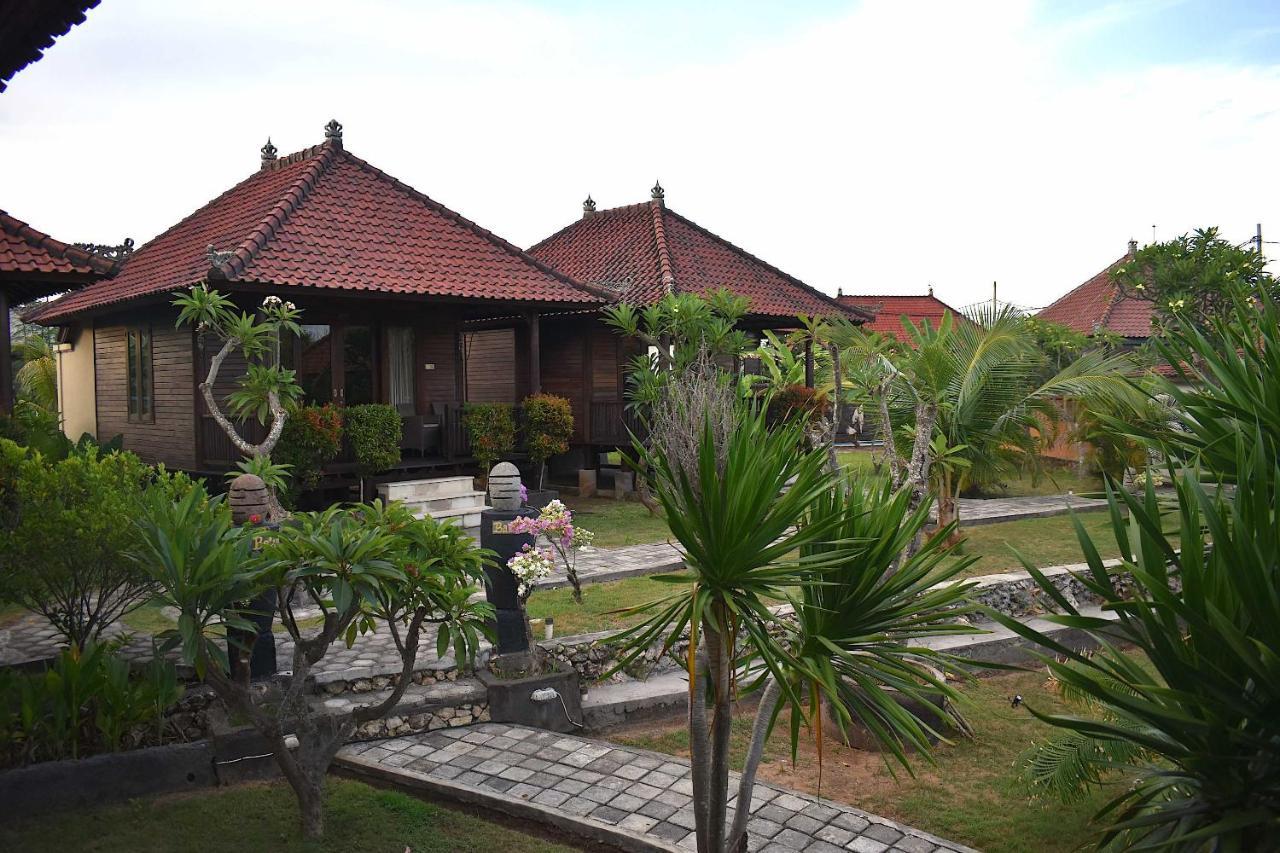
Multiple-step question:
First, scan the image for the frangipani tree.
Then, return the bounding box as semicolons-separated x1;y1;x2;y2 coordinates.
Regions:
132;489;492;839
174;285;304;516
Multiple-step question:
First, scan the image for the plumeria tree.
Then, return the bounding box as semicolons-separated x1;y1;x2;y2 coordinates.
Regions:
173;285;303;517
132;488;492;839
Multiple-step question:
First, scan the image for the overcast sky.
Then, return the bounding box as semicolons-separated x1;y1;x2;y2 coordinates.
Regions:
2;0;1277;311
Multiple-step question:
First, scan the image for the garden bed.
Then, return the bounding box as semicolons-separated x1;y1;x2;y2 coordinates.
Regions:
608;668;1115;853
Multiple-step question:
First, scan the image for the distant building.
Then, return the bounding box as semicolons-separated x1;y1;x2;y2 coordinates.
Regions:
835;289;966;345
1038;240;1154;342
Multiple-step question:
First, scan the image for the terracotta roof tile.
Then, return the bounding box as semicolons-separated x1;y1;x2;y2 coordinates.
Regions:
37;141;602;324
836;293;964;342
1;209;115;304
529;201;869;322
1038;255;1155;339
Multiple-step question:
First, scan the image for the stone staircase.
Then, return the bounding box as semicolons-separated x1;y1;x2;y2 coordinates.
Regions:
378;476;489;528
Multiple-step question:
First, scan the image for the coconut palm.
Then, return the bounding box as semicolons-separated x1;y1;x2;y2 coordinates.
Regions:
614;395;982;853
14;333;58;413
848;307;1142;537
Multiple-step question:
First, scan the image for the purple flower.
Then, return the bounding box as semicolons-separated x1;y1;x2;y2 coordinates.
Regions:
519;483;529;505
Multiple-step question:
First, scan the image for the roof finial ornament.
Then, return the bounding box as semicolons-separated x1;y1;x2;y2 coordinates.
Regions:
582;194;597;217
650;179;664;201
260;137;278;169
207;244;235;268
324;119;343;148
928;283;934;296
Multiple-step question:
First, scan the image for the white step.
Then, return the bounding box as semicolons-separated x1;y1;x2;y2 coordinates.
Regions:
401;491;487;514
378;476;476;502
410;504;491;528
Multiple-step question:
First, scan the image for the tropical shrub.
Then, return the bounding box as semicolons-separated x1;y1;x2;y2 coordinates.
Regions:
613;398;980;852
343;403;400;475
274;403;343;499
0;642;183;768
1000;288;1280;851
463;403;515;473
522;393;573;489
0;441;193;648
132;487;493;839
763;383;829;429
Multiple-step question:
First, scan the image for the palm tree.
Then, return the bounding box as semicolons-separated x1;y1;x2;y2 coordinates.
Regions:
614;394;981;852
14;333;58;413
848;307;1142;539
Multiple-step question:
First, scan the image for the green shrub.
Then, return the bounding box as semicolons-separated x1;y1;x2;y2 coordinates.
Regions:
463;403;515;472
523;394;574;488
0;441;186;648
343;404;401;475
274;403;343;499
764;384;829;428
0;642;184;768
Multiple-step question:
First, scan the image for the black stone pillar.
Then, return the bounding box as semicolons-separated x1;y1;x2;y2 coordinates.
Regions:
480;506;537;655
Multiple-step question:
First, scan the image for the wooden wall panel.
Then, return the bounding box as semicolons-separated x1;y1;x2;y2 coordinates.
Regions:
95;319;197;470
590;322;621;401
464;329;516;403
541;321;587;442
417;322;458;407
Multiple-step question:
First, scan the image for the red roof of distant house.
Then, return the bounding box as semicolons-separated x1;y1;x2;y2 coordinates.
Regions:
35;132;604;324
1;209;116;302
528;195;870;322
836;292;964;341
1038;250;1155;339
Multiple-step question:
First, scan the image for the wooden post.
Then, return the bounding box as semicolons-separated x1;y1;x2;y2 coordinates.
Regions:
528;312;541;395
0;288;12;415
804;339;814;389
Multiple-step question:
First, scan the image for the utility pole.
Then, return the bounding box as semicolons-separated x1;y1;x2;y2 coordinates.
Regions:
1256;223;1264;255
992;281;997;313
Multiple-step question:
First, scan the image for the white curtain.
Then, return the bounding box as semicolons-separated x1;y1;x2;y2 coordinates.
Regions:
387;326;415;414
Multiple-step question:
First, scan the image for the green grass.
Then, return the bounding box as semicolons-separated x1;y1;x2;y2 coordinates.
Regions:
611;668;1116;853
528;511;1119;638
0;777;580;853
561;496;672;549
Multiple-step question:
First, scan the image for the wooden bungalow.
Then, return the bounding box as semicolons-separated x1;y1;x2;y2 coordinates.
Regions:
523;186;871;461
28;121;609;478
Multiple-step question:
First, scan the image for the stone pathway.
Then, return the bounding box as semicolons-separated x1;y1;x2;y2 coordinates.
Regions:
944;493;1106;526
337;722;975;853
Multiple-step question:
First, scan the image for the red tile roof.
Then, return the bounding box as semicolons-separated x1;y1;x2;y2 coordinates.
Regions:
1;0;100;93
1038;254;1155;338
1;209;115;302
836;293;965;341
528;200;870;322
36;139;604;324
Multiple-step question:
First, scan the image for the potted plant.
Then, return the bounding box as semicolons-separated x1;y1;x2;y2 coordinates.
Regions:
463;403;515;490
522;393;573;508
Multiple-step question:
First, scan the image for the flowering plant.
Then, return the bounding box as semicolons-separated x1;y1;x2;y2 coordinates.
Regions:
505;499;594;602
507;543;556;602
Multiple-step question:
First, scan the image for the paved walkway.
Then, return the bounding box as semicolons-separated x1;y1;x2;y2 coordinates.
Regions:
946;493;1106;526
338;722;974;853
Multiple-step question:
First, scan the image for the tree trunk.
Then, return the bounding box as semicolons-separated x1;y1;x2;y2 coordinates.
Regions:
827;345;843;476
703;609;733;852
293;765;327;839
727;679;782;852
936;489;962;547
688;649;711;852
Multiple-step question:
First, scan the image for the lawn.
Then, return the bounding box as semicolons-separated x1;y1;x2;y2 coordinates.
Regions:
527;511;1119;637
0;777;582;853
610;668;1116;853
561;496;671;549
836;449;1105;498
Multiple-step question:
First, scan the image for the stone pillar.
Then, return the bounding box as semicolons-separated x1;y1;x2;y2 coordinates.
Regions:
227;473;277;680
480;462;536;655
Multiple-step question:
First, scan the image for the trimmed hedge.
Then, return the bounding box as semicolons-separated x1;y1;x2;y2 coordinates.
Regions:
343;404;401;475
463;403;515;472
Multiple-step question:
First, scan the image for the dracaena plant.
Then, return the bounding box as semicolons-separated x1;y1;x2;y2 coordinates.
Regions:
611;393;982;853
995;287;1280;851
132;486;493;841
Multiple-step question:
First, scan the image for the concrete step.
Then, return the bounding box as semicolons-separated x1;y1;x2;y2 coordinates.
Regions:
419;504;491;528
379;476;477;503
401;491;487;514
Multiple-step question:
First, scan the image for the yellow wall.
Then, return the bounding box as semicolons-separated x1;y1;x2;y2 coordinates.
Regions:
56;328;96;441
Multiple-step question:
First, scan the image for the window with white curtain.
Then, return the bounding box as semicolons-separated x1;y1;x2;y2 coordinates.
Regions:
387;326;415;414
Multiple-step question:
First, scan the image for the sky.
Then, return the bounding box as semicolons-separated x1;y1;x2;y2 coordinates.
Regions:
2;0;1278;312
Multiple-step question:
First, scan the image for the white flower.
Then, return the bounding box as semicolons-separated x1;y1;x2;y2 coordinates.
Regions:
261;295;283;308
284;301;297;311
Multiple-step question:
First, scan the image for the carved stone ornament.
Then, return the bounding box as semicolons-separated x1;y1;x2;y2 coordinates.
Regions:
488;462;523;511
228;473;270;524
